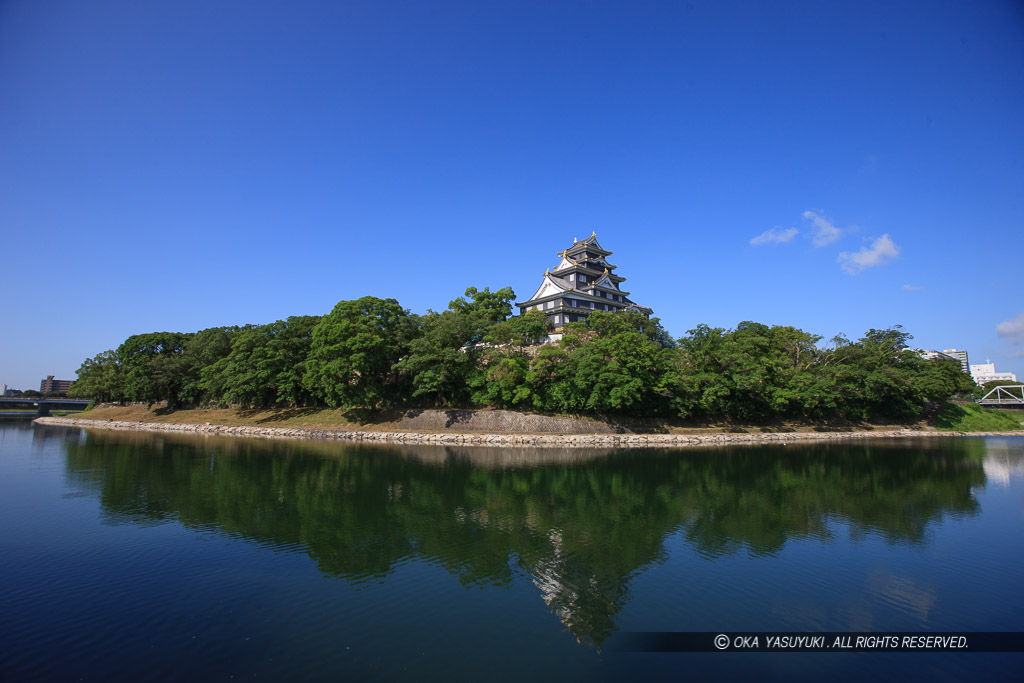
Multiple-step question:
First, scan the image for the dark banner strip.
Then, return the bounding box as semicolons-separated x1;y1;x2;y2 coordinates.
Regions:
614;632;1024;653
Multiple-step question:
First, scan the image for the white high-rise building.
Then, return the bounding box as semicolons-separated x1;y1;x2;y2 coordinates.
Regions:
918;348;970;373
941;348;970;373
970;361;1017;386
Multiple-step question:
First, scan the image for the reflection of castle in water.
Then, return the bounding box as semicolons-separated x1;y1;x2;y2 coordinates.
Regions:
523;528;634;645
59;429;989;645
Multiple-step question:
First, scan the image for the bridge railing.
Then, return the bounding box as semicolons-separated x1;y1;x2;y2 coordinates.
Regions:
977;385;1024;405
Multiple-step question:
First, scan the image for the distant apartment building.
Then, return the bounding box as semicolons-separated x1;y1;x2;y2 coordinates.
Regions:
918;348;970;373
941;349;969;373
970;362;1018;386
40;376;74;393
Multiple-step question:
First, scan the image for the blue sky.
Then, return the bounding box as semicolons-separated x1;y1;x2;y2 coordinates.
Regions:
2;0;1022;389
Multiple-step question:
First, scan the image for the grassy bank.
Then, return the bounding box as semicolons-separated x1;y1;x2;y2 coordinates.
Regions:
64;405;372;430
930;403;1024;432
55;403;1022;435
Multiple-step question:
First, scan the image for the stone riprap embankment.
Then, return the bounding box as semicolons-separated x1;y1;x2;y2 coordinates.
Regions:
32;416;1022;448
396;408;616;433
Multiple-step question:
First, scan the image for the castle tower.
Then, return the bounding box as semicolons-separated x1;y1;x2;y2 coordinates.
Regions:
515;232;652;328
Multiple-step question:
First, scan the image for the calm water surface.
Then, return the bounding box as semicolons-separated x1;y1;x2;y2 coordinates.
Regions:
1;422;1023;681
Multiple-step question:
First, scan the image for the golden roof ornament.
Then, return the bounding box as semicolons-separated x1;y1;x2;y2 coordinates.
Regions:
592;230;596;237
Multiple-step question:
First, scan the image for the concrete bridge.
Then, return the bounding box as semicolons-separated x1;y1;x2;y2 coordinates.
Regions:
0;397;92;416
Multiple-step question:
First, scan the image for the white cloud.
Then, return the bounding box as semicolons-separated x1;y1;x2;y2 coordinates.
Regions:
837;234;901;274
996;312;1024;344
903;284;924;291
802;209;842;246
750;227;798;246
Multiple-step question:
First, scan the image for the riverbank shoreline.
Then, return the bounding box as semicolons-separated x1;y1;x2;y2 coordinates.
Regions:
32;416;1024;448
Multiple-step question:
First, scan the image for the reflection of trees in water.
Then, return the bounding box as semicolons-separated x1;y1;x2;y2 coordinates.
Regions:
62;432;987;645
29;423;86;450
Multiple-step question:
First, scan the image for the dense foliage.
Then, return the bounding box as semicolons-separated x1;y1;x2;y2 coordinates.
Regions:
70;286;976;421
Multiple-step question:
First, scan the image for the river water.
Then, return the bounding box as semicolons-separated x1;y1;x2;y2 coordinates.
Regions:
1;421;1022;681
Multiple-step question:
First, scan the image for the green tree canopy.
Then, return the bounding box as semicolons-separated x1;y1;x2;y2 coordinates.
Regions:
394;287;517;406
69;350;124;403
117;332;193;406
526;311;680;415
447;286;515;328
469;309;550;408
202;316;321;408
304;297;414;412
177;326;244;405
69;284;976;422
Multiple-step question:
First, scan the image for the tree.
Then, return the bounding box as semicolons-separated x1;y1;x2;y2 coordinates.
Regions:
702;322;825;421
676;324;730;418
674;323;939;422
908;356;977;404
447;286;515;332
468;310;549;408
69;350;124;403
271;315;322;406
304;297;414;412
827;326;918;418
203;316;322;408
393;310;478;406
975;378;1024;399
117;332;193;406
509;308;550;344
527;311;680;416
177;327;243;406
762;325;823;417
394;287;516;406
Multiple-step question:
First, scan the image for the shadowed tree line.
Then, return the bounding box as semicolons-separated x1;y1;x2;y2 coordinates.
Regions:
62;432;986;645
70;286;976;421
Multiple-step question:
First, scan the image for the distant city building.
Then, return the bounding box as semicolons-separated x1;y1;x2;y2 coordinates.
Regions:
941;348;969;373
0;384;6;396
970;361;1018;386
39;376;74;393
918;348;970;374
516;232;652;329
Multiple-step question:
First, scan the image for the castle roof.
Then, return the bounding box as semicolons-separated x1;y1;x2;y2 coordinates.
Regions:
565;232;611;256
522;272;571;303
515;232;649;317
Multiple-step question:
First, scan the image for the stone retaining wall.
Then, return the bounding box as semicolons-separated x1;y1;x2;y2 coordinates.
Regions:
396;409;616;433
32;416;1023;448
